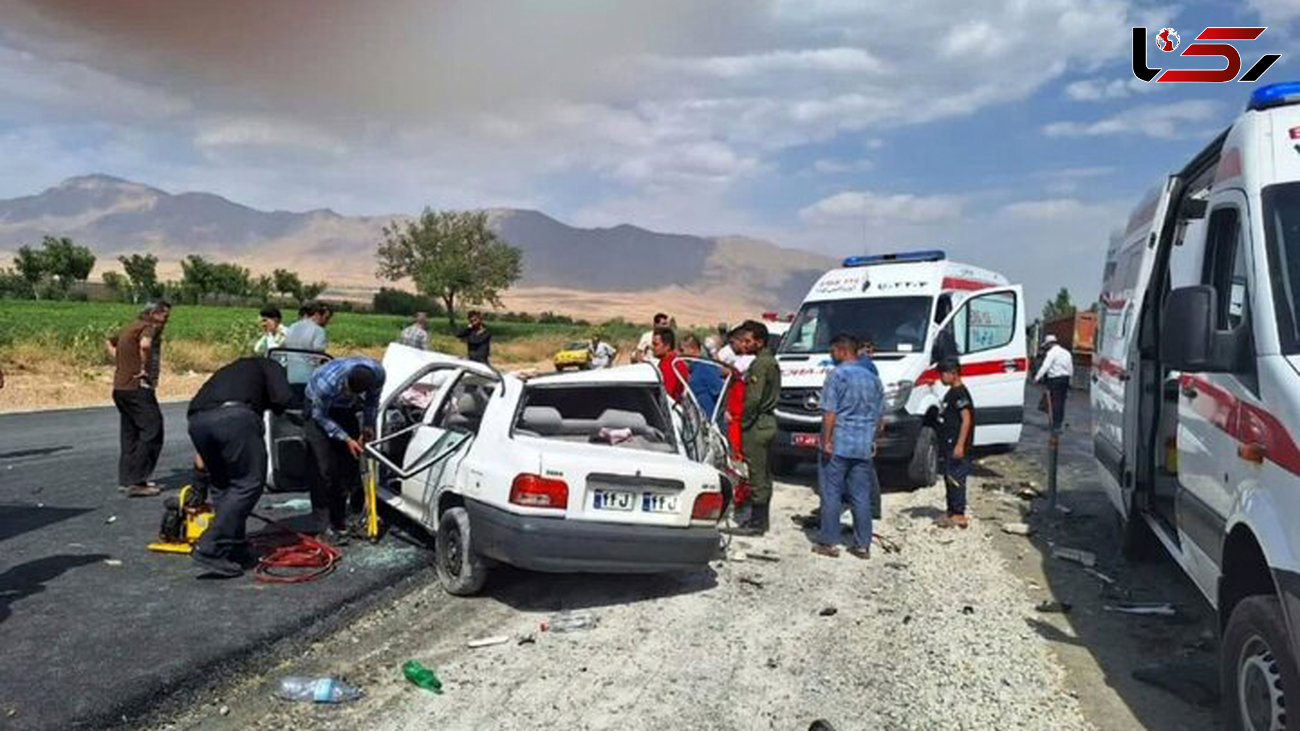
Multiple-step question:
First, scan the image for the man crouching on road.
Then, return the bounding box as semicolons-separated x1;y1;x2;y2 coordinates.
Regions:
187;358;294;577
813;334;883;559
304;356;385;545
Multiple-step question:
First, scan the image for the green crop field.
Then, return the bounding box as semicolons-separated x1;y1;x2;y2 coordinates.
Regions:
0;299;643;368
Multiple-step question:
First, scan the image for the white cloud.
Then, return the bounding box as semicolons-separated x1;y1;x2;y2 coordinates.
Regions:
646;47;886;78
1065;77;1158;101
813;158;874;174
1043;99;1221;139
195;118;348;156
799;190;963;225
1001;198;1091;220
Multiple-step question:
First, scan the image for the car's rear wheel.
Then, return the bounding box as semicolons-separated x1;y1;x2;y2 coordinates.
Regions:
1222;596;1298;731
907;426;938;487
436;506;487;596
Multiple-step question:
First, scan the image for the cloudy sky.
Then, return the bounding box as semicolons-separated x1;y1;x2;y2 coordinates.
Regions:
2;0;1298;313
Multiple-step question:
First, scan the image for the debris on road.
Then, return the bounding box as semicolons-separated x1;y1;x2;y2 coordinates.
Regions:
105;515;117;524
873;533;901;553
1001;522;1034;536
1035;600;1073;614
401;661;443;694
739;575;766;589
1104;602;1177;617
1083;568;1116;585
809;720;839;731
275;676;363;703
748;551;782;563
1051;547;1096;568
103;559;123;567
1132;659;1220;707
962;605;976;615
268;498;312;512
542;609;599;633
218;705;230;716
517;634;536;646
819;607;838;617
466;636;510;649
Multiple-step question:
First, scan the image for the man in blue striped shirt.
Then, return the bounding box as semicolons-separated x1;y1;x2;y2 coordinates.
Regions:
304;356;385;542
814;334;884;559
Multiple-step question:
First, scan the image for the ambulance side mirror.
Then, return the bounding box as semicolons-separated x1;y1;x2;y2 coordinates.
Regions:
1161;285;1249;373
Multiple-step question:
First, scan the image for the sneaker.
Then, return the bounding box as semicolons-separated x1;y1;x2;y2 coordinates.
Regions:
192;550;243;578
811;544;841;558
125;484;161;498
321;526;350;547
847;546;871;560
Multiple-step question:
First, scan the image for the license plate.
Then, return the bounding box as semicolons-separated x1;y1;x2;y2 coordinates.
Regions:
793;433;819;448
641;493;680;514
593;489;635;511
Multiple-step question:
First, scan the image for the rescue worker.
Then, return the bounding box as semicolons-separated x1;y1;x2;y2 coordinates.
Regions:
718;326;752;513
651;326;691;402
1035;334;1073;432
303;356;386;544
186;357;294;577
681;334;723;418
728;320;781;536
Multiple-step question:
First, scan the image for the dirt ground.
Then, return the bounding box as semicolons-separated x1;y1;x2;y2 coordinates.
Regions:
138;389;1223;731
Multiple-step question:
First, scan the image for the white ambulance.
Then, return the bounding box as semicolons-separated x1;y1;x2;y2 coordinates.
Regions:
1092;81;1300;729
773;250;1028;484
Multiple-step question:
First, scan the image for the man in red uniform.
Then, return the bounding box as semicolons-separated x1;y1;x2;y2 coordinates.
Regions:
651;326;690;402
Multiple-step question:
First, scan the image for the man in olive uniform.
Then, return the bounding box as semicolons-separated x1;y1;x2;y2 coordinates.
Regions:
728;319;781;536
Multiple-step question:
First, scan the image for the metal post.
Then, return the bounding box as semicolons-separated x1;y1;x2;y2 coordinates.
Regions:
1047;429;1060;513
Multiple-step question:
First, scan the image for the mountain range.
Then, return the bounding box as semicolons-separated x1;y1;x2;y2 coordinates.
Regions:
0;174;834;322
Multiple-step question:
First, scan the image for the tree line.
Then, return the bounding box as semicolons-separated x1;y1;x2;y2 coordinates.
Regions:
3;206;528;320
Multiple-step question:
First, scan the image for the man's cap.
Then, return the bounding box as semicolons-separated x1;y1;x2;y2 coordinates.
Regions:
1043;334;1058;345
938;357;962;374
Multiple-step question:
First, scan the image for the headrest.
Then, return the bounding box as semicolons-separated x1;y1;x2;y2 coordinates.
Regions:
520;406;563;435
597;409;649;432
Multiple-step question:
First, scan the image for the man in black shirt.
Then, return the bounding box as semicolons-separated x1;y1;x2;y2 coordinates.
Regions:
186;358;293;577
936;357;974;529
457;310;492;364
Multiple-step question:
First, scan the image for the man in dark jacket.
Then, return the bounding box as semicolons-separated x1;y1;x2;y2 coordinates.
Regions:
187;357;293;577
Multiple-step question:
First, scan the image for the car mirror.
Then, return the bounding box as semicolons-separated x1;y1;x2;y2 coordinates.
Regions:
1161;285;1250;373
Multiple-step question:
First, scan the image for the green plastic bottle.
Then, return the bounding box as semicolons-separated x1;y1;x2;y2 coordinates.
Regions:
402;660;443;694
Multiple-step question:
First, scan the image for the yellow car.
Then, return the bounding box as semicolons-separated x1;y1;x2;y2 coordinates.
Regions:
553;340;592;371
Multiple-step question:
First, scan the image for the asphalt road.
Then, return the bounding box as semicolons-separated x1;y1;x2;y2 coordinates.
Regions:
0;403;434;730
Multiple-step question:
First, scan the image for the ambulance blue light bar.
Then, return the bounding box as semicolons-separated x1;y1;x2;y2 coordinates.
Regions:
842;250;946;267
1248;81;1300;111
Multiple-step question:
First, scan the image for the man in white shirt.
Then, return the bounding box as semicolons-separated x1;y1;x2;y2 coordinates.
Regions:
589;333;617;368
1034;334;1073;431
399;311;430;350
633;312;670;363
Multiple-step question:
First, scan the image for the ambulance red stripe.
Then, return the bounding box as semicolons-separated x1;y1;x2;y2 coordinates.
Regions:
941;277;995;291
1180;375;1300;477
915;357;1027;386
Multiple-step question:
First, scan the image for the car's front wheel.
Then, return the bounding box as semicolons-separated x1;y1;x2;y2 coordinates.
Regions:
1222;595;1298;731
436;506;488;596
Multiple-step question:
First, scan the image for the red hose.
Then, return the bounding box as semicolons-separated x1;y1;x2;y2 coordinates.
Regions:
249;513;343;584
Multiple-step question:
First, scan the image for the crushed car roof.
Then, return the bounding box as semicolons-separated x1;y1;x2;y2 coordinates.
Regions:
525;363;662;386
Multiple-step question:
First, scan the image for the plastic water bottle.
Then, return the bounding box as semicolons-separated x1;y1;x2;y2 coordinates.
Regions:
544;609;599;633
275;676;363;703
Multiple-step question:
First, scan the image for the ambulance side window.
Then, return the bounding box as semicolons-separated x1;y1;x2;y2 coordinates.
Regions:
1204;207;1248;330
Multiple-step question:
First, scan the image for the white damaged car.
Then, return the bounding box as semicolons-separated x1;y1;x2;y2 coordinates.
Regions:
347;344;739;595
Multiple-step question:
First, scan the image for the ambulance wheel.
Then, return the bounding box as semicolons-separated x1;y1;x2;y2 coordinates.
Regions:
1222;596;1298;731
907;426;938;487
436;507;487;596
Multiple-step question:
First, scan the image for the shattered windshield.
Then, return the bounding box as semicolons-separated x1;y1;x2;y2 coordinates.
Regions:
779;296;933;355
1265;182;1300;354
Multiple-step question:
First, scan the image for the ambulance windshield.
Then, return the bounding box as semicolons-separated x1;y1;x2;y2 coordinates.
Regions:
779;296;932;355
1264;182;1300;353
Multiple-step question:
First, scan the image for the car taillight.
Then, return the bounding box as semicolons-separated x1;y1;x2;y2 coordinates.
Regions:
509;474;568;509
692;492;724;521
